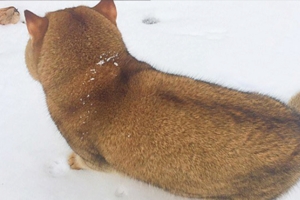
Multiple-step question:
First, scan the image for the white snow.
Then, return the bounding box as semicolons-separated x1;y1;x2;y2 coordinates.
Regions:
1;1;300;200
90;69;97;74
97;60;106;66
97;53;119;66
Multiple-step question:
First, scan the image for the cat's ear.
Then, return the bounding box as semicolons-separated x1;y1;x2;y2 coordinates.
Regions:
24;10;48;44
93;0;117;25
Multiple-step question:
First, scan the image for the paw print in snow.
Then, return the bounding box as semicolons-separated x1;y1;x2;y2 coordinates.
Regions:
47;159;69;177
115;186;128;198
142;17;159;25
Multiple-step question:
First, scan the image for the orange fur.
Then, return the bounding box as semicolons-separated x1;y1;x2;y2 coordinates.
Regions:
24;1;300;199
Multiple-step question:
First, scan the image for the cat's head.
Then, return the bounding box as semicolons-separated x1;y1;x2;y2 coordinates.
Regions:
24;0;120;82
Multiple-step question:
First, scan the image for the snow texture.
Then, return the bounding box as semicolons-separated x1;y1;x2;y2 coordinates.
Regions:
1;1;300;200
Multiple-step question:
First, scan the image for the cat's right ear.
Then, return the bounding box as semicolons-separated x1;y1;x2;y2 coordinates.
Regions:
24;10;48;44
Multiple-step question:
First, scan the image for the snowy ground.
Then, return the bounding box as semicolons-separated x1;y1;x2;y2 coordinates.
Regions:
1;1;300;200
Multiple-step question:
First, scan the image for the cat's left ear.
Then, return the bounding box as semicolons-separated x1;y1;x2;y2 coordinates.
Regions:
24;10;48;44
93;0;117;26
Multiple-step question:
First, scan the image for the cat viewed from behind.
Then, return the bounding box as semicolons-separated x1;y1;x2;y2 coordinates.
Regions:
24;1;300;199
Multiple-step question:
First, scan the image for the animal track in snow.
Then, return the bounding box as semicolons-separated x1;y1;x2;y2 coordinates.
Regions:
47;159;69;178
142;17;159;25
115;186;128;197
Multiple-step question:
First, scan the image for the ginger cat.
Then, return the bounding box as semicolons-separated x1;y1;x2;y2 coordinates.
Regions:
24;1;300;199
0;6;19;25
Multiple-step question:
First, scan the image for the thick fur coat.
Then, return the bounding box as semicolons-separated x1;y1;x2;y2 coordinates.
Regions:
24;1;300;199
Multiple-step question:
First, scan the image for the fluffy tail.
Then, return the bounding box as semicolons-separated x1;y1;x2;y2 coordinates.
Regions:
289;92;300;113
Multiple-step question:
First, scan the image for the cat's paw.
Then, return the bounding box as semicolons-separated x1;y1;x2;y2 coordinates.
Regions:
68;152;86;170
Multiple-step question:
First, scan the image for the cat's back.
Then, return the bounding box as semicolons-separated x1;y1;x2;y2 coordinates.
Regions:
123;68;298;122
112;67;300;161
101;69;300;199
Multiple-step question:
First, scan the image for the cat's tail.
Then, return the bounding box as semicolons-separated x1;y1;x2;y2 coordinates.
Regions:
289;92;300;113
